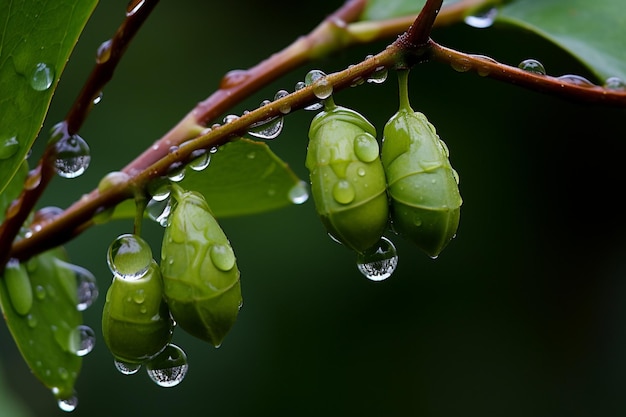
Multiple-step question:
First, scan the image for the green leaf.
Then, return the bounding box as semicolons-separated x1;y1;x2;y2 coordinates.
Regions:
497;0;626;82
0;0;99;194
0;160;27;223
0;248;84;402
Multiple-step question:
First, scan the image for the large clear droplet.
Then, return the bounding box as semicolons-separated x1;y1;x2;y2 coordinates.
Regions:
274;89;291;114
114;359;142;375
54;259;99;311
56;393;78;412
464;7;497;28
53;134;91;179
288;180;309;205
518;59;546;75
356;237;398;282
304;70;328;110
167;163;186;182
332;180;356;204
30;62;54;91
0;135;19;159
247;116;284;140
367;66;388;84
146;344;189;388
557;74;595;88
209;244;236;272
69;325;96;356
188;149;210;171
107;234;153;280
353;133;379;163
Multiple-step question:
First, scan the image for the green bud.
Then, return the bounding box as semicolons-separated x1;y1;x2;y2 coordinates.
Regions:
306;100;388;253
160;185;242;348
102;261;173;363
3;259;33;316
382;70;462;257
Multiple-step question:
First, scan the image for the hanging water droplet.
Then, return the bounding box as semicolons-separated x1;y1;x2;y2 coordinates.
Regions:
126;0;145;16
303;70;327;110
107;234;153;280
150;183;171;201
93;91;103;105
209;244;236;272
274;89;291;114
353;133;379;163
167;162;186;182
146;197;172;227
223;114;239;124
518;59;546;75
114;359;142;375
464;7;497;28
146;344;189;388
367;66;388;84
356;237;398;282
53;134;91;179
312;78;332;100
30;62;54;91
69;325;95;356
0;135;19;159
288;180;309;205
220;69;249;89
451;58;472;73
333;180;356;204
56;393;78;412
188;149;210;171
604;76;626;91
54;259;98;311
557;74;595;88
96;39;112;64
247;116;284;140
294;81;306;91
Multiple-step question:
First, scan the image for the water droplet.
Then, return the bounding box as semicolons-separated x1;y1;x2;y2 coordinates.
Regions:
126;0;145;16
150;183;171;201
26;314;38;328
146;197;171;227
69;325;95;356
34;285;46;300
56;393;78;412
248;116;284;139
274;89;291;114
223;114;239;124
288;181;309;204
357;167;366;177
333;180;356;204
58;367;69;380
188;149;210;171
24;166;42;190
146;344;189;388
0;135;19;159
93;91;103;105
107;234;153;280
220;69;249;89
367;66;388;84
451;58;472;73
73;264;98;311
209;244;236;271
518;59;546;75
96;39;112;64
557;74;595;88
604;76;626;91
30;62;54;91
167;163;186;182
353;133;379;163
114;359;141;375
464;7;497;28
356;237;398;281
312;78;333;100
53;133;91;179
303;70;328;110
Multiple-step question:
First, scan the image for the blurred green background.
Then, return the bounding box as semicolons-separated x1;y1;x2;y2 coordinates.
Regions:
2;1;626;416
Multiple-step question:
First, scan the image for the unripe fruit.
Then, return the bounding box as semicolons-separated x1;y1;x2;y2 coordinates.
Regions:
306;99;388;253
3;259;33;316
382;70;462;257
102;261;173;364
160;185;241;348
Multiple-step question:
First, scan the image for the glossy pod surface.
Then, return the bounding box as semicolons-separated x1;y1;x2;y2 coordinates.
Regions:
160;185;241;348
306;103;388;253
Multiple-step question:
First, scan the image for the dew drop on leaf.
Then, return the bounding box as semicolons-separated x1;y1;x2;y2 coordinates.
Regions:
209;244;236;272
464;7;497;28
146;344;189;388
54;260;99;311
30;62;54;91
356;237;398;282
353;133;379;163
332;180;356;205
288;180;309;205
69;325;96;357
0;135;19;159
107;234;153;279
114;359;142;375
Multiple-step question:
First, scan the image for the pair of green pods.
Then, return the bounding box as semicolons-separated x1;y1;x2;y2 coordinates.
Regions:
102;185;242;364
306;71;462;258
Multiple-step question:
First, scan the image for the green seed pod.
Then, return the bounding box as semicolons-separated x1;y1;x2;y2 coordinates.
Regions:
305;98;388;253
382;70;462;258
102;261;173;364
3;259;33;316
160;184;242;348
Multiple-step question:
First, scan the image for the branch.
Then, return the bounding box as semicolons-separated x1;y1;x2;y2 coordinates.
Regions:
428;40;626;105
